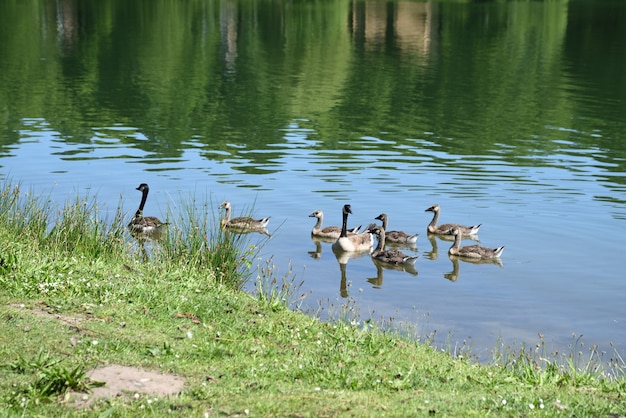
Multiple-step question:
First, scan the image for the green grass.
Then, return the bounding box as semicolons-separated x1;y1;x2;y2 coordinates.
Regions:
0;179;625;417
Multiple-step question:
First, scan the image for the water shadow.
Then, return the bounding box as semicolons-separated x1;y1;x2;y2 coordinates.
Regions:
366;258;418;289
444;255;504;282
224;226;271;237
333;247;371;298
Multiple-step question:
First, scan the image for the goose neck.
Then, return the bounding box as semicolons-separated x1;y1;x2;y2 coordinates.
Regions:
340;209;348;237
138;188;149;212
428;209;440;228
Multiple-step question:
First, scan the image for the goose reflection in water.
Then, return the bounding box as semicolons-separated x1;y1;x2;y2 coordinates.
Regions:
223;226;270;237
130;228;167;263
332;246;371;299
308;238;324;260
367;258;418;289
445;254;504;282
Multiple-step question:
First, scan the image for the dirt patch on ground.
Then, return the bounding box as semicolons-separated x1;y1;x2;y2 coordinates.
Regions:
72;365;186;408
6;303;186;408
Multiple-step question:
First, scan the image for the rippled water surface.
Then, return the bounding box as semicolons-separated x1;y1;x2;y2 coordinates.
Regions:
2;0;626;363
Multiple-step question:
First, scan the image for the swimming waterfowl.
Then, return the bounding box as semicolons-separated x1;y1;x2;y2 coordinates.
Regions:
220;201;271;230
128;183;168;236
425;204;481;235
374;213;419;245
367;225;418;266
331;204;374;253
448;227;504;259
309;209;360;240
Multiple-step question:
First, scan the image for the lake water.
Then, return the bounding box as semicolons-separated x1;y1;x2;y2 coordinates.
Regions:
1;0;626;367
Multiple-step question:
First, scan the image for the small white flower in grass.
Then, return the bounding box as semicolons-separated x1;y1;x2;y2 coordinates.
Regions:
92;340;99;346
244;409;249;415
501;399;507;405
187;331;193;339
134;393;140;399
314;387;321;391
528;404;535;410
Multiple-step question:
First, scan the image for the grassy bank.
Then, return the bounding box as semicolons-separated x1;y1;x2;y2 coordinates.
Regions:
0;181;625;417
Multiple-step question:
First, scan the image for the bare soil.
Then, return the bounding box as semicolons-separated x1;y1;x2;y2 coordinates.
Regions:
7;303;186;408
73;364;186;408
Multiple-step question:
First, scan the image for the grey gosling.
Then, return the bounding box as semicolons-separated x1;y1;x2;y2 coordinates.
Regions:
331;204;374;252
128;183;168;236
374;213;419;245
367;225;418;265
309;209;360;239
448;227;504;259
425;204;481;235
220;201;270;229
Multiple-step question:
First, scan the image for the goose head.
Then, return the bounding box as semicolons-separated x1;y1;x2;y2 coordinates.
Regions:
425;204;440;213
136;183;149;192
309;210;322;219
343;204;353;215
220;201;231;211
374;213;388;223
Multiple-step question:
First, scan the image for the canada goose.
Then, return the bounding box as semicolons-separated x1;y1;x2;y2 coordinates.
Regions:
367;225;418;266
425;204;481;235
331;204;373;253
309;209;361;240
448;227;504;259
220;201;270;230
374;213;419;245
128;183;168;236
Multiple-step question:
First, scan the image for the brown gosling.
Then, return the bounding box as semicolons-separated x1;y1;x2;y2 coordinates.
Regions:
425;204;481;235
374;213;419;245
220;201;270;229
448;227;504;259
309;209;360;239
366;225;418;265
